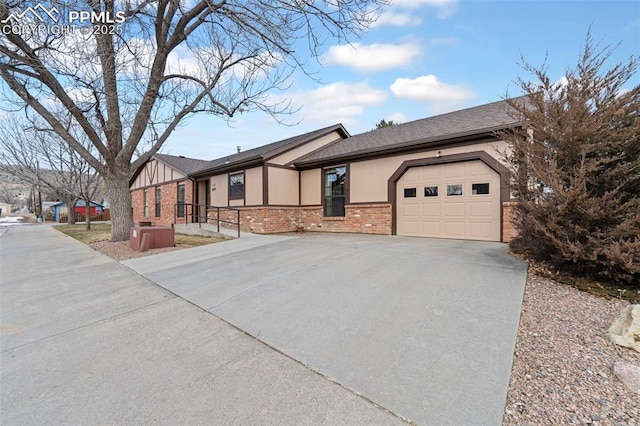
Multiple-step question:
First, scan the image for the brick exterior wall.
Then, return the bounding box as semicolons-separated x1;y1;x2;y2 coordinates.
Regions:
502;201;518;243
206;204;392;235
208;206;301;233
300;204;392;234
131;179;194;227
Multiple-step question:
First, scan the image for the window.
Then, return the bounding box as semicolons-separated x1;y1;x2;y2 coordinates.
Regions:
155;187;161;217
472;183;490;195
324;166;346;217
177;184;185;218
143;189;149;217
403;188;417;198
424;186;438;197
447;184;463;196
229;172;245;200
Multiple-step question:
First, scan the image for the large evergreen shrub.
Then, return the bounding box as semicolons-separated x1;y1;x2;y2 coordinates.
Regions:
502;34;639;286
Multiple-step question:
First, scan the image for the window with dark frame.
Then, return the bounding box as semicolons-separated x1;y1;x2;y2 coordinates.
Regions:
472;183;490;195
403;188;417;198
447;184;463;196
229;172;245;200
424;186;438;197
177;184;185;218
324;166;346;217
155;187;161;217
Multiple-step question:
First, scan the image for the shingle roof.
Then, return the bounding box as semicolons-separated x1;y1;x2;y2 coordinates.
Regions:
153;153;210;175
295;97;528;166
192;123;348;176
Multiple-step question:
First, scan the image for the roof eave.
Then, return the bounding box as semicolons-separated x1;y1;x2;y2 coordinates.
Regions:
260;124;350;162
190;155;264;178
294;122;521;169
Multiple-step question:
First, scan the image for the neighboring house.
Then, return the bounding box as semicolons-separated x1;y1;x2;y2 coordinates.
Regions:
51;200;105;222
0;202;11;216
130;98;524;242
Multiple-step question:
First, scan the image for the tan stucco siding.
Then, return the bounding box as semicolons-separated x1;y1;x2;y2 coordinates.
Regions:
131;159;186;189
269;131;344;166
300;169;321;205
268;167;299;205
245;166;263;205
210;174;228;206
229;199;244;207
350;140;508;203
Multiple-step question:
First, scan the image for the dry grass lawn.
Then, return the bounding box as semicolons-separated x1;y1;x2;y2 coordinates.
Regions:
54;223;228;260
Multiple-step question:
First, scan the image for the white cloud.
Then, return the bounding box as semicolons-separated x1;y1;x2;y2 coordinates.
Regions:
390;74;476;113
385;112;409;124
281;82;388;125
373;11;422;27
324;43;420;72
391;0;458;19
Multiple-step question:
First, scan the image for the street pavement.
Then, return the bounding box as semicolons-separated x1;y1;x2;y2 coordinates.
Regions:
0;225;403;425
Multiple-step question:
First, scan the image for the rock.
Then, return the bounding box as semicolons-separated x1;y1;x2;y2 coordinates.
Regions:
613;361;640;395
607;304;640;353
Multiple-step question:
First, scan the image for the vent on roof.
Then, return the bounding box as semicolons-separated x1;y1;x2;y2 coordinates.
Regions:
237;146;241;153
179;155;185;158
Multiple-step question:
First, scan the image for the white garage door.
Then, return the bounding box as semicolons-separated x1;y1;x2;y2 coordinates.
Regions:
396;160;501;241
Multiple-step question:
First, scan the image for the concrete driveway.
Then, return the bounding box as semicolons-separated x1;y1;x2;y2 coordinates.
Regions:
124;233;527;425
1;226;402;425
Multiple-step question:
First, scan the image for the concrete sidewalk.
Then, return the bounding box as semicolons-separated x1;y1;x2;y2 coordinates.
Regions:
0;225;402;425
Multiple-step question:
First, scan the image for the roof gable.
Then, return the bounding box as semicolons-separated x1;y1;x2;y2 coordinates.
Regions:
294;97;528;166
191;123;349;176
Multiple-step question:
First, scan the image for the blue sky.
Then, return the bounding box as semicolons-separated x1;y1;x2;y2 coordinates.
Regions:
163;0;640;160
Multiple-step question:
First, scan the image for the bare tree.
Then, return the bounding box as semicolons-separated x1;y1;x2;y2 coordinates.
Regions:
501;32;640;285
0;115;102;227
0;0;386;240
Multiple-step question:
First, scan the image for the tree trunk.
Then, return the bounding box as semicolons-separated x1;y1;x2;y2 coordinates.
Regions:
104;174;133;241
84;198;91;231
66;198;78;225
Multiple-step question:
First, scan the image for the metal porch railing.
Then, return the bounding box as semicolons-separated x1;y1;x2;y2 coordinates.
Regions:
174;203;241;238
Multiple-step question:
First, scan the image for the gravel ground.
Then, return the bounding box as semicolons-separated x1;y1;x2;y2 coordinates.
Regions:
504;274;640;425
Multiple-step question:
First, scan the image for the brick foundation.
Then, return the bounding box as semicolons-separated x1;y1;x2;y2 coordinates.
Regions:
502;201;518;243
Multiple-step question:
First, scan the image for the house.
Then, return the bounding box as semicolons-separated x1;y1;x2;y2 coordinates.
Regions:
0;202;12;216
130;98;524;242
51;200;105;222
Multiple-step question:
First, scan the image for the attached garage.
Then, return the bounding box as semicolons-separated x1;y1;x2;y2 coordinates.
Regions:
396;160;501;241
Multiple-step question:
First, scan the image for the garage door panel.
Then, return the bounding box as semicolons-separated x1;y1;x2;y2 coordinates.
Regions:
469;222;493;238
403;168;419;182
444;202;465;216
401;221;419;234
421;203;440;217
470;161;494;176
421;221;441;235
421;167;442;180
397;160;501;242
444;221;465;236
445;163;465;178
402;203;419;217
469;201;493;217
